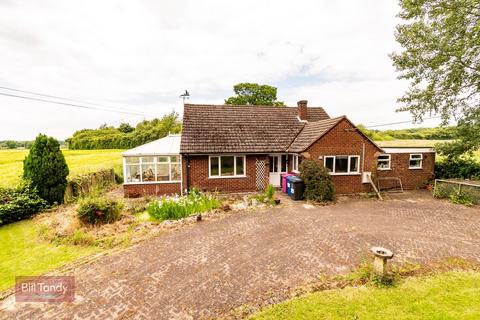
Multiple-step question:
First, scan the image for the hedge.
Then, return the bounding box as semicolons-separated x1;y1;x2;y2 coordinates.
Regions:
0;182;47;226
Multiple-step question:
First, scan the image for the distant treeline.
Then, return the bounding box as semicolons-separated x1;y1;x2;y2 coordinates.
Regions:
0;140;33;149
0;140;65;150
66;112;182;150
357;125;456;141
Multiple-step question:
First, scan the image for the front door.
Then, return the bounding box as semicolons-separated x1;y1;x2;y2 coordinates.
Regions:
269;155;288;187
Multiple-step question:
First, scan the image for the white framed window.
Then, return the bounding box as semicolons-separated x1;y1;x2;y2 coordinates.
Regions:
124;156;181;184
377;154;391;170
292;154;299;172
409;154;423;169
209;155;246;178
324;155;360;175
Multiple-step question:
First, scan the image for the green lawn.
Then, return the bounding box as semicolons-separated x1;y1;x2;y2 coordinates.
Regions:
0;149;124;188
251;271;480;320
0;219;98;292
0;148;123;292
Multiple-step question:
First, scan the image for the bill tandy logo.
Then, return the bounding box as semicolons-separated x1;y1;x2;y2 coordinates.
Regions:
15;276;75;302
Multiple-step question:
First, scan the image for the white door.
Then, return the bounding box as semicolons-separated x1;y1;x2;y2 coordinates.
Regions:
269;155;288;187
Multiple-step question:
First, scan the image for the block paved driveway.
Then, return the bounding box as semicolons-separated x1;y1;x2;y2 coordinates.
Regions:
2;191;480;319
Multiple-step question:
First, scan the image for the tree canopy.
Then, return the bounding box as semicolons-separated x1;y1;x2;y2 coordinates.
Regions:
66;112;182;150
391;0;479;123
436;108;480;157
225;83;285;106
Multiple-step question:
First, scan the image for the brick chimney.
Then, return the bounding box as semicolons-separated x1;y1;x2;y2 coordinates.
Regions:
297;100;308;121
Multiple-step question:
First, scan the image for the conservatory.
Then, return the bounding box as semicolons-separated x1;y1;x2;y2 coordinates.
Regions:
122;134;182;196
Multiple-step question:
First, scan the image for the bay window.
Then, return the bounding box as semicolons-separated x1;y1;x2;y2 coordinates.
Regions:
209;155;246;178
124;155;181;183
324;155;360;174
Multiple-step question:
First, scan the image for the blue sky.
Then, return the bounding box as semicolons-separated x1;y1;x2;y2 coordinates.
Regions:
0;0;443;140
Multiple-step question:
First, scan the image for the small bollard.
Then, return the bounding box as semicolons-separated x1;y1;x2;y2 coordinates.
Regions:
370;247;394;278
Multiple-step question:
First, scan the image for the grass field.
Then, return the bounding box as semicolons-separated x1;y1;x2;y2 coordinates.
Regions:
0;149;124;188
0;219;98;291
251;271;480;319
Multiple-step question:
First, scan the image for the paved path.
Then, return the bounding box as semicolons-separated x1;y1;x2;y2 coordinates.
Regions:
2;191;480;319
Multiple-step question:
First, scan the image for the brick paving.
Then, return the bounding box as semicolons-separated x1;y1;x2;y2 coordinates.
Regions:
1;191;479;319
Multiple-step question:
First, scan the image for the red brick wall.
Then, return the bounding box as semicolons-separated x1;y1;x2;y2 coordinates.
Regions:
124;183;181;198
377;152;435;189
303;118;381;194
182;154;269;192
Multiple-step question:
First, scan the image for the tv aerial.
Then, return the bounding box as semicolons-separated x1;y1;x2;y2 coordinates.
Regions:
179;90;190;103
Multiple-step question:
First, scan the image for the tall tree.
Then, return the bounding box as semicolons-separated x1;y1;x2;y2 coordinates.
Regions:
225;83;285;106
23;134;69;204
391;0;479;123
118;122;134;133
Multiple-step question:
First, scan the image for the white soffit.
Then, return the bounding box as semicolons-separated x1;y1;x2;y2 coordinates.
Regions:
382;147;435;154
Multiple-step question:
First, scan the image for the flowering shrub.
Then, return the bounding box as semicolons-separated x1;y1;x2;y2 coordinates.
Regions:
147;189;220;221
77;196;123;225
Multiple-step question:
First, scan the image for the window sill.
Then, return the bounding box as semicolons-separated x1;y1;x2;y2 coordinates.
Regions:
124;181;181;185
378;168;392;171
208;175;247;179
328;172;361;176
409;167;423;170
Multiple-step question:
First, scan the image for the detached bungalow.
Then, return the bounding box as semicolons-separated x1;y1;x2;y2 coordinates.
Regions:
122;100;435;197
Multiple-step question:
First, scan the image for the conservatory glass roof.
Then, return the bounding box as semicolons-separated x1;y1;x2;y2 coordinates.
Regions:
122;134;181;156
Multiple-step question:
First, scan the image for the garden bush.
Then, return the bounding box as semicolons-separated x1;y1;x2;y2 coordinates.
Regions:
435;158;480;180
434;182;479;206
23;134;69;204
0;182;47;225
449;191;476;206
77;196;123;225
300;159;335;202
147;189;220;221
250;184;278;205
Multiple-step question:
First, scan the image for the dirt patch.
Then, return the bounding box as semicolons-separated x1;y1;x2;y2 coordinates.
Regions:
36;186;272;249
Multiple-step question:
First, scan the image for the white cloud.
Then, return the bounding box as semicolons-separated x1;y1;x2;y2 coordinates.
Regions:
0;0;440;140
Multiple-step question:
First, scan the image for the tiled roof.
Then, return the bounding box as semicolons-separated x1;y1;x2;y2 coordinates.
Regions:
180;104;330;153
287;116;346;152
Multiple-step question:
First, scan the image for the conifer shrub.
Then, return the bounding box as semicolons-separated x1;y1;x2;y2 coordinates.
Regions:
23;134;69;204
